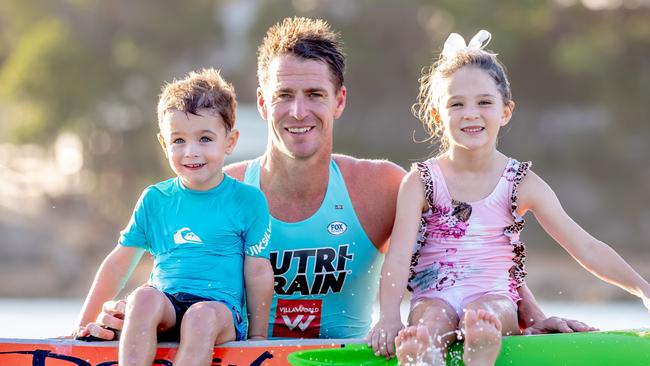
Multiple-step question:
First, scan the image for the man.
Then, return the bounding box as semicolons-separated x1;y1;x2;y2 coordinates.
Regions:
81;17;594;347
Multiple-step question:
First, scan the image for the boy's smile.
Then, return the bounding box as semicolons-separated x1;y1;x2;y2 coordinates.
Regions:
157;108;239;191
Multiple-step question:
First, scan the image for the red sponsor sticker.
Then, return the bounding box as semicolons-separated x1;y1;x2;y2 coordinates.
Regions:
272;299;322;338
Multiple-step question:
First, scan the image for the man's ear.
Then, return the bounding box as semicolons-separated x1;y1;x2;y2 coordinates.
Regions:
157;133;169;158
225;129;240;155
501;100;515;126
333;85;347;119
257;87;268;120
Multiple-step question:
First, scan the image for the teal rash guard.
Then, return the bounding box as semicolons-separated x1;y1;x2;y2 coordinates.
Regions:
244;158;382;339
119;175;271;322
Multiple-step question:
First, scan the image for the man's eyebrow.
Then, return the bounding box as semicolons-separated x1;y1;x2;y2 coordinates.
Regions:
274;87;294;94
305;87;327;94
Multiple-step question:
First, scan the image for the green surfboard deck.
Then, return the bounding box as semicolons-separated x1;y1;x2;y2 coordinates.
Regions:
287;329;650;366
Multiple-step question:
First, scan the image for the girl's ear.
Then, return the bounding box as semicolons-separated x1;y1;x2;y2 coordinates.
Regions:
501;100;515;126
431;108;443;130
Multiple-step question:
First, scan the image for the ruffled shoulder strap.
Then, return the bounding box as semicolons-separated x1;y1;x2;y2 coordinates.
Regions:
503;158;532;288
412;159;437;210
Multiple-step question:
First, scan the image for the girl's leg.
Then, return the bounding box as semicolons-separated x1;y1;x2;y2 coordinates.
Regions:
174;301;236;366
396;298;459;366
460;294;520;366
119;287;176;366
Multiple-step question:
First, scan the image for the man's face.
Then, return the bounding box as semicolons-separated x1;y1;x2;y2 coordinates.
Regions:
257;55;346;160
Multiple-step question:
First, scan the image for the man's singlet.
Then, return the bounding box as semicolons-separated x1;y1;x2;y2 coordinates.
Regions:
244;158;382;339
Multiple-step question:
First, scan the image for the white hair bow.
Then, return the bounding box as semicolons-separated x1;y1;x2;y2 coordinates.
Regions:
441;30;492;59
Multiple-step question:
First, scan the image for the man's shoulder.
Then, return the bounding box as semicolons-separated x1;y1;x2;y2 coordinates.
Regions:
333;154;406;186
224;160;251;182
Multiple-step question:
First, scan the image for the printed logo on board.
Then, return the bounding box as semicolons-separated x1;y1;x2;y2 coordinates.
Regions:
327;221;347;236
173;227;203;244
272;299;322;338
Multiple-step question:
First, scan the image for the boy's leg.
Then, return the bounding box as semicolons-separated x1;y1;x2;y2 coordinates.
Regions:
174;301;236;366
119;286;176;366
396;298;459;366
460;294;520;366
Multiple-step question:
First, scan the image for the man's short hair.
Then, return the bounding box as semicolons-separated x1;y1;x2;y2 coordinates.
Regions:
157;68;237;131
257;17;345;91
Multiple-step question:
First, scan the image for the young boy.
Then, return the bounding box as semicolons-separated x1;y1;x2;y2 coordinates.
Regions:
74;68;274;366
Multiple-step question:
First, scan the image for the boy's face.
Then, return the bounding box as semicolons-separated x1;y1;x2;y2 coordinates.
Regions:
157;108;239;191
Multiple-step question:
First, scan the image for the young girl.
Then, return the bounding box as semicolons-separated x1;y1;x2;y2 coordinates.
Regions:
367;30;650;366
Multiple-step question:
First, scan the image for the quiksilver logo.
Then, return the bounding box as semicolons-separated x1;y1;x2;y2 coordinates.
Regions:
327;221;347;235
173;227;203;244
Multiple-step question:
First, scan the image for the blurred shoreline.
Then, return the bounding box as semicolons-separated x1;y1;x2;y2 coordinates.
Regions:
1;298;647;339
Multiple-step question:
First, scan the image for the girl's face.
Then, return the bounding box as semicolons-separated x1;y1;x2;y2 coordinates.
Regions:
435;66;513;153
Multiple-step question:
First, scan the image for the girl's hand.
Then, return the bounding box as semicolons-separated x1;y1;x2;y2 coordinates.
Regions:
366;317;404;359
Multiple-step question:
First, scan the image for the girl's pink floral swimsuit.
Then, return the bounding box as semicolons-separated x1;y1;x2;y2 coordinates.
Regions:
407;157;531;317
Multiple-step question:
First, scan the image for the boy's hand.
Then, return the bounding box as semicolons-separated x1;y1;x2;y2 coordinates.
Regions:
248;335;266;341
366;317;404;359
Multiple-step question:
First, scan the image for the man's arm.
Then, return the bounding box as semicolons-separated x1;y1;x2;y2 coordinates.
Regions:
518;283;597;334
244;256;274;340
334;155;406;252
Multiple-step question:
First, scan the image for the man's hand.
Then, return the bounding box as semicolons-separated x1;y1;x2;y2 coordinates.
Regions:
366;317;404;359
75;300;126;341
522;316;598;335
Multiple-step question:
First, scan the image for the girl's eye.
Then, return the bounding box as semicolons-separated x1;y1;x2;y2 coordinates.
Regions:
200;136;213;143
450;102;462;108
173;138;185;144
479;100;493;105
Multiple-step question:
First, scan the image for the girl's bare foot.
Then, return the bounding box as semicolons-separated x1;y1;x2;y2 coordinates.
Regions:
461;309;502;366
395;325;444;365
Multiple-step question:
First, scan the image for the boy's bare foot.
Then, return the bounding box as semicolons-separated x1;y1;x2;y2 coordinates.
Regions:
395;325;444;366
461;309;502;366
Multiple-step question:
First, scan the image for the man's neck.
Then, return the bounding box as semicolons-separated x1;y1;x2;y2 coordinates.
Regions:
259;149;331;221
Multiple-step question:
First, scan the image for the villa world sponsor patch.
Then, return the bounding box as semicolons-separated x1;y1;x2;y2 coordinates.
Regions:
272;299;322;338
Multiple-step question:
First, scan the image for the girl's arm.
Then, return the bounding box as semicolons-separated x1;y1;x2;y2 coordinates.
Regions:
367;170;427;358
518;170;650;309
244;256;274;340
75;245;144;333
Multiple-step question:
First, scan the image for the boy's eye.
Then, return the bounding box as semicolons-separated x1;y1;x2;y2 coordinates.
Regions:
479;100;493;105
173;138;185;144
309;92;324;98
200;136;213;143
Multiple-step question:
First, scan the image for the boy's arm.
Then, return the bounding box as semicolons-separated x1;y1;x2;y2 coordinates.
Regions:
518;170;650;312
244;256;274;340
75;245;144;335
